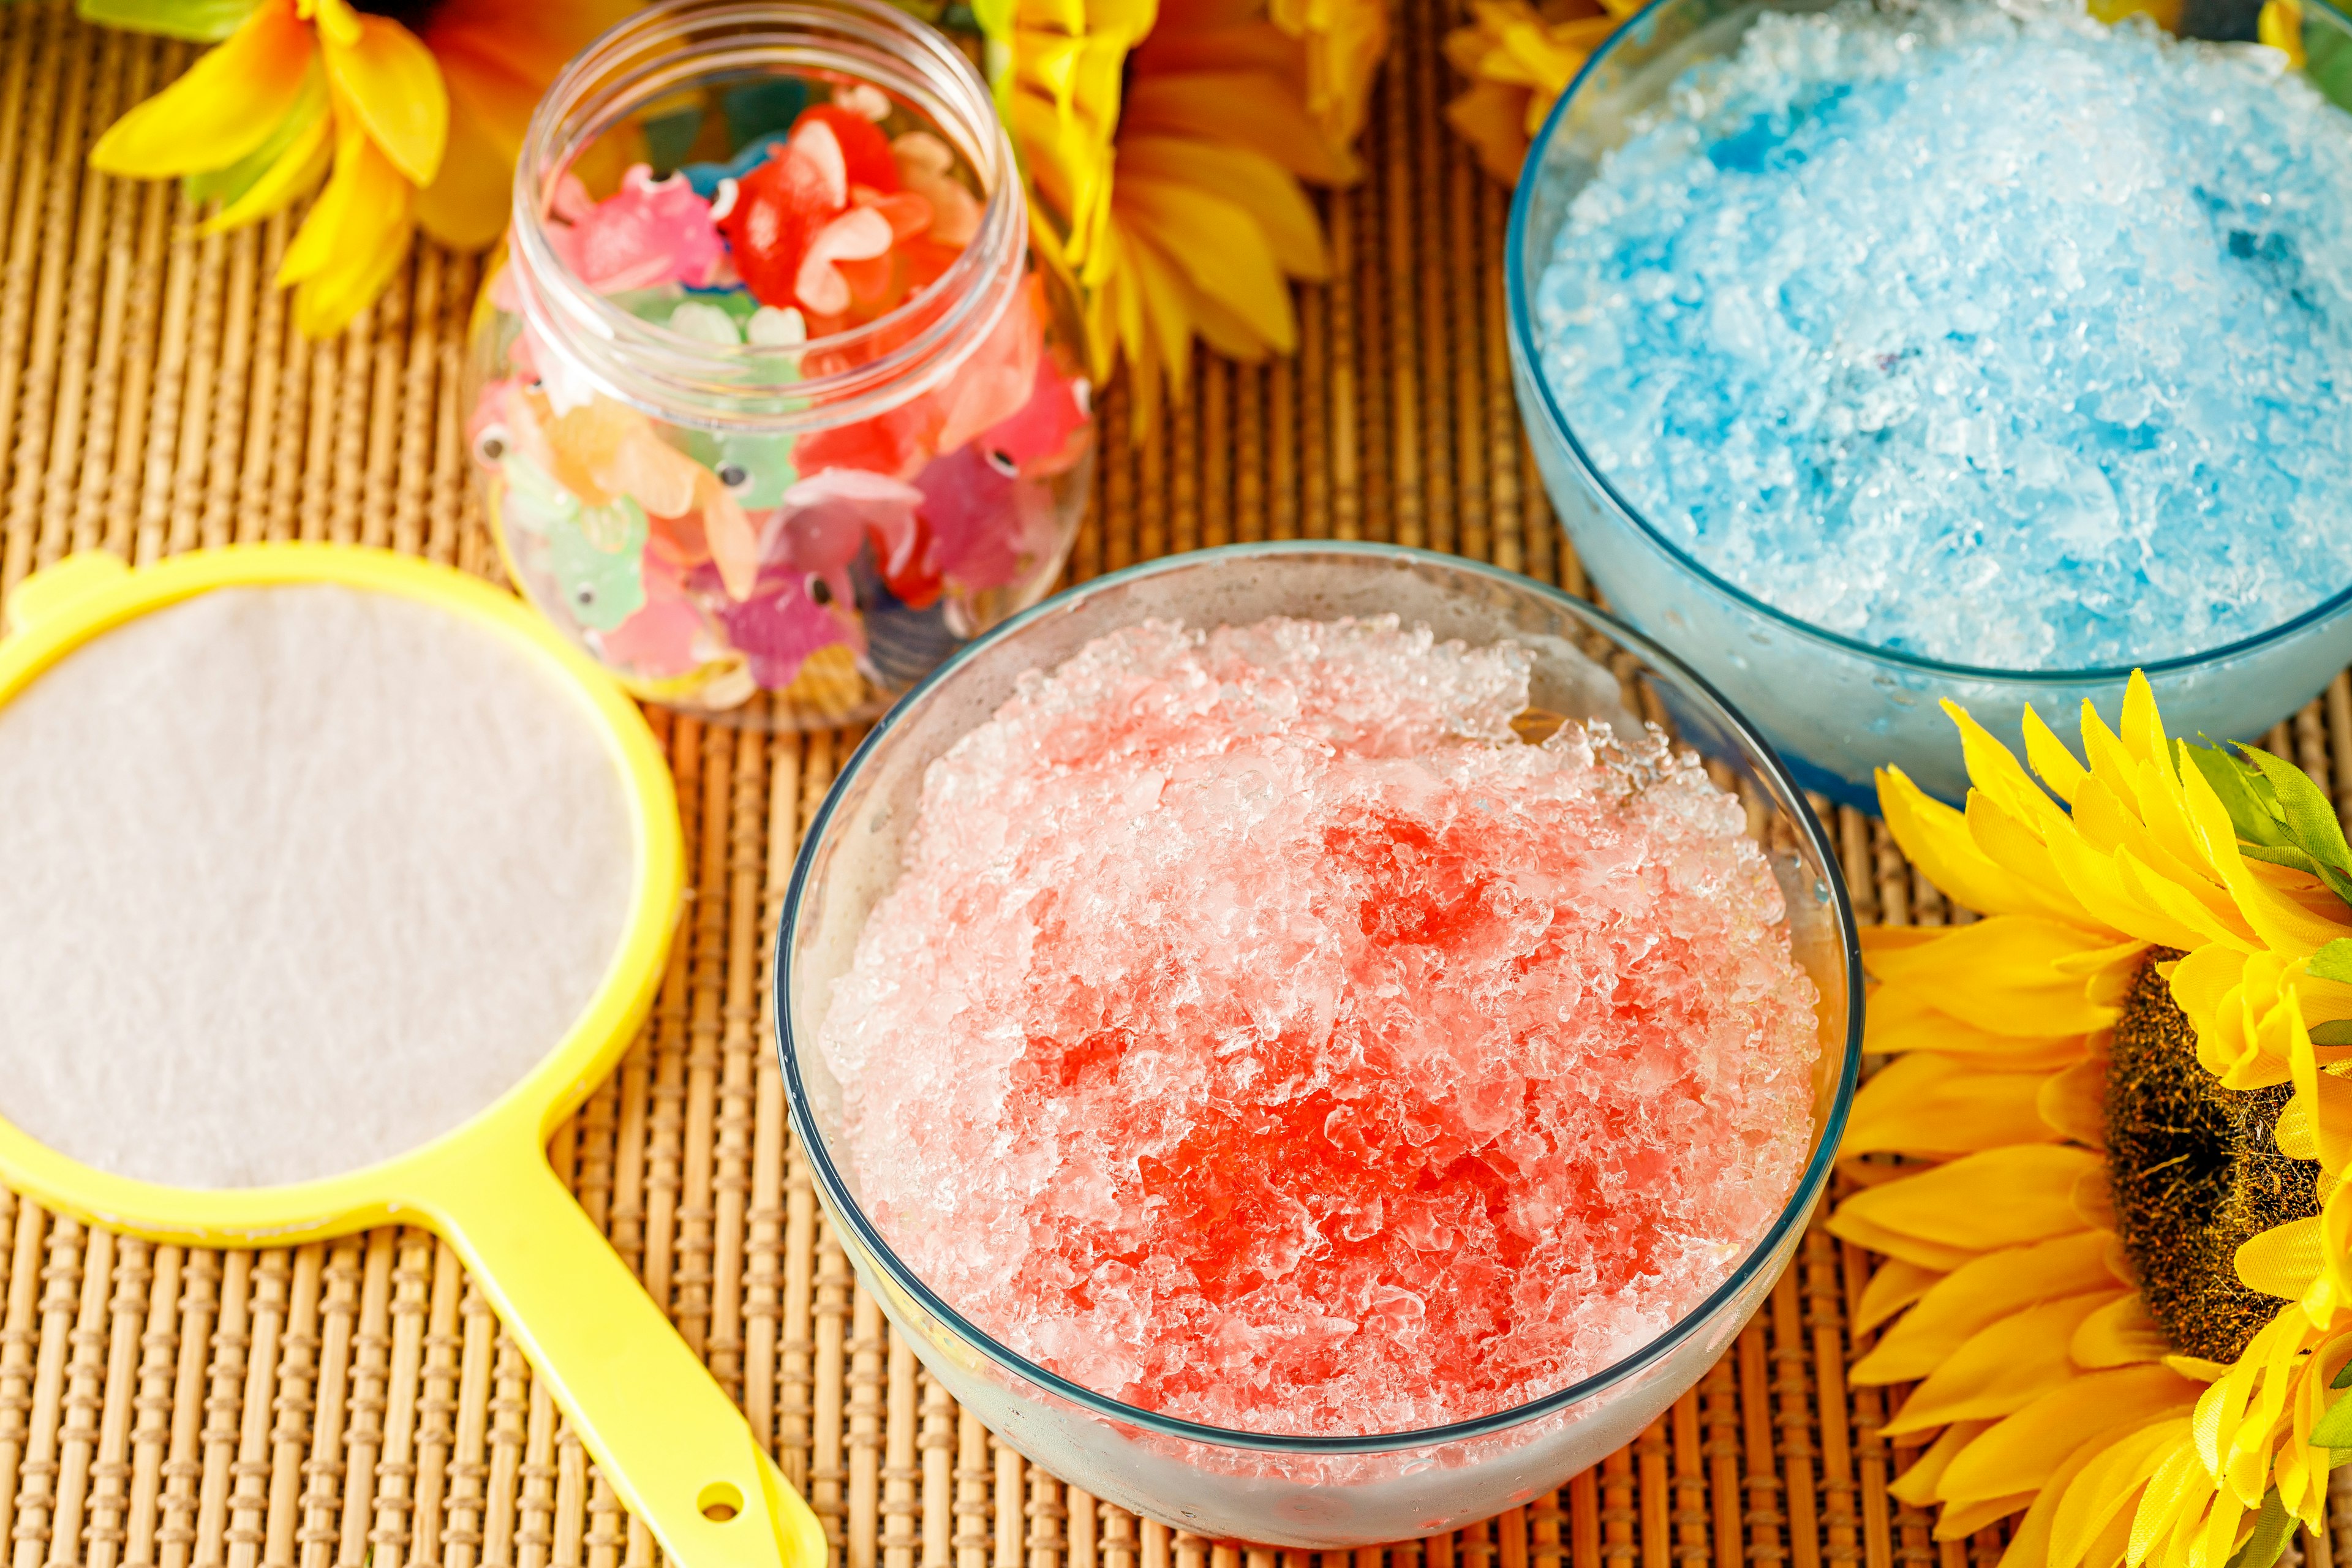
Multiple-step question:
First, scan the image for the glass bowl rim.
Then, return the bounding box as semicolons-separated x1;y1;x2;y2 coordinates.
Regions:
773;538;1866;1455
1503;0;2352;687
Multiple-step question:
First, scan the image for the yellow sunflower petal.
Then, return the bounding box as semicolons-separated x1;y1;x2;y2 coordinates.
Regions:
2238;1216;2325;1303
1855;1231;2119;1385
322;12;448;187
415;55;527;249
2071;1294;2173;1370
1112;135;1327;279
1969;792;2105;929
202;93;332;233
1933;1492;2040;1540
2260;0;2309;65
1834;1144;2106;1257
1863;984;2089;1068
89;0;316;177
2024;704;2092;805
1879;764;2041;919
1892;1420;1996;1507
1942;701;2076;839
2038;1057;2110;1148
1118;70;1359;183
2286;989;2352;1177
1844;1052;2059;1158
1826;1209;1982;1273
1856;1256;1943;1336
1445;78;1534;184
2043;1420;2196;1568
1861;918;2122;1036
279;112;413;337
1117;169;1295;353
1937;1365;2204;1503
1885;1291;2125;1435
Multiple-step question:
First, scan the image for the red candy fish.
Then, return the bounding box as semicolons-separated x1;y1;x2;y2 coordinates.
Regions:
721;118;850;311
799;104;899;192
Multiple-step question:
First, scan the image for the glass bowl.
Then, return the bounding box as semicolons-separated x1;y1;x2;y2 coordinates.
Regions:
1504;0;2352;810
777;542;1861;1545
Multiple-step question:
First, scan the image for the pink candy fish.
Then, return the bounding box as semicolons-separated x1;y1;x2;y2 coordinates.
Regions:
548;165;726;295
933;273;1046;453
978;356;1091;478
598;565;707;679
774;468;933;608
914;445;1051;592
698;559;853;691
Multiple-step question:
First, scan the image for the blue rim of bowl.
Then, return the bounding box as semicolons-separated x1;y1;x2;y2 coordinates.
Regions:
775;540;1865;1455
1504;0;2352;687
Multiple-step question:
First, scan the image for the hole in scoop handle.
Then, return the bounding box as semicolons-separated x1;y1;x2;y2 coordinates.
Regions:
422;1144;826;1568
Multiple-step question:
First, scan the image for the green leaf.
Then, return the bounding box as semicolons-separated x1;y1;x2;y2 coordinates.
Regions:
2314;1379;2352;1446
2241;745;2352;872
2242;842;2328;878
2311;940;2352;987
2308;20;2352;117
76;0;259;42
2310;1020;2352;1046
2186;740;2291;847
2335;1359;2352;1390
2225;1489;2296;1568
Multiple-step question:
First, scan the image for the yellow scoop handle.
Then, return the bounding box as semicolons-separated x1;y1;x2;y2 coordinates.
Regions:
414;1137;827;1568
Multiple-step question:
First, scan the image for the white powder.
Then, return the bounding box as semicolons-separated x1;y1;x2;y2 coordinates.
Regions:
0;584;639;1189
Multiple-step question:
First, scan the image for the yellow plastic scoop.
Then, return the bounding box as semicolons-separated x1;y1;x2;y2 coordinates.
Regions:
0;544;824;1568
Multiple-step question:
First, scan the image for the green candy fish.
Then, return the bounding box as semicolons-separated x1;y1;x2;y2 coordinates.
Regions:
680;428;798;510
499;453;649;632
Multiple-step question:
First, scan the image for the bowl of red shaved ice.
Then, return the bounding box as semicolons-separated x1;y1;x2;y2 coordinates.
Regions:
778;541;1860;1545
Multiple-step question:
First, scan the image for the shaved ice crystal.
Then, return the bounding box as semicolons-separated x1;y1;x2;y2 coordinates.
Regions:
816;617;1820;1437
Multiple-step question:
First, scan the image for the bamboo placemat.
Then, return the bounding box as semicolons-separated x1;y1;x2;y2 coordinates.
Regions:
6;2;2352;1566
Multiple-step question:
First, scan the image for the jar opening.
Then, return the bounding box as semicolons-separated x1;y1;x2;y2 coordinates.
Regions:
508;0;1028;434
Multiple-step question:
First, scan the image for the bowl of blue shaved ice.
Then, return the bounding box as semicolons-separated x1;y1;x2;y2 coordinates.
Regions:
1507;0;2352;807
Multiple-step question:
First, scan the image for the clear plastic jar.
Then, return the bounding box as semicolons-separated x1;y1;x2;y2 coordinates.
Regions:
466;0;1094;724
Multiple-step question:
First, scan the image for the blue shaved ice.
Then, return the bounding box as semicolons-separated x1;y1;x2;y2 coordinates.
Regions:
1532;0;2352;669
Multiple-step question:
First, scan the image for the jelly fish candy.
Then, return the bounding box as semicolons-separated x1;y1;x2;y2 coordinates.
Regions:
499;452;649;631
680;428;800;509
706;561;851;690
687;465;763;603
979;358;1091;478
547;398;701;516
914;445;1031;590
469;377;557;476
780;469;937;608
598;563;707;678
722;118;850;311
547;165;725;295
890;132;981;247
933;274;1046;451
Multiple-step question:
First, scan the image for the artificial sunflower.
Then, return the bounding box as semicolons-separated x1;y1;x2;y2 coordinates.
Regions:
83;0;632;337
979;0;1385;414
1441;0;1638;184
1831;674;2352;1568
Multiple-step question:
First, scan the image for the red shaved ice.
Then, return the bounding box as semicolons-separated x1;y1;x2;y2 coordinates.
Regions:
816;617;1821;1438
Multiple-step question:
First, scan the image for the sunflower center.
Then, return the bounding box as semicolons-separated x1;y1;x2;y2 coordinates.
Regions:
2106;951;2320;1362
350;0;449;36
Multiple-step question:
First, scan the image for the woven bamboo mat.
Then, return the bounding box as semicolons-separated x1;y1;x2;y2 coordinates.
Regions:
7;2;2352;1566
